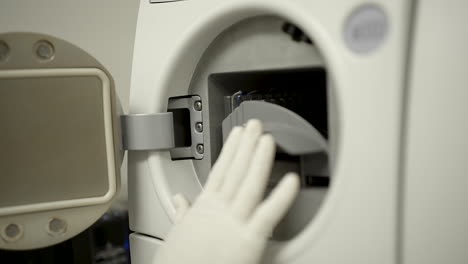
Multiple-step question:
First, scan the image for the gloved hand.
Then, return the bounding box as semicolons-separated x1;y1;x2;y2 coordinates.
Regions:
153;119;300;264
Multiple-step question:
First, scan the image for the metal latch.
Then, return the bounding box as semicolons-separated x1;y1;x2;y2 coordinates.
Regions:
121;95;204;160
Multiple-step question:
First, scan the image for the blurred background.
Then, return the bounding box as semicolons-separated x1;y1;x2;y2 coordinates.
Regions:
0;1;139;263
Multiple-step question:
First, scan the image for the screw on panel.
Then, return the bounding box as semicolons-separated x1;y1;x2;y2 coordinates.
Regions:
0;40;10;62
48;218;67;234
196;144;204;154
2;223;23;242
195;122;203;133
34;40;55;61
194;100;202;111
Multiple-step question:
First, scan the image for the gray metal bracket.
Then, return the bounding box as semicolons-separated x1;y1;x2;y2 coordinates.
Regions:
121;95;204;160
168;96;204;160
121;113;175;151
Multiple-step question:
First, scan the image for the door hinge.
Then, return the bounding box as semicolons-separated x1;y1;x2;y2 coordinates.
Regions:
121;95;204;160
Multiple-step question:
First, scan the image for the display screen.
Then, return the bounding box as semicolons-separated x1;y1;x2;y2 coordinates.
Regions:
0;76;110;208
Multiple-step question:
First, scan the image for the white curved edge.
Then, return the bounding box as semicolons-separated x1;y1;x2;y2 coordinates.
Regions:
149;155;176;220
0;68;117;216
148;152;182;223
142;0;348;260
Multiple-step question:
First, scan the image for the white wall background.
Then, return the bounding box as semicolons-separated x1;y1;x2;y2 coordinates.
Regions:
0;0;140;206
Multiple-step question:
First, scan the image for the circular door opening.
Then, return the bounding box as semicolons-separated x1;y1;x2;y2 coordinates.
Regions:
188;16;337;241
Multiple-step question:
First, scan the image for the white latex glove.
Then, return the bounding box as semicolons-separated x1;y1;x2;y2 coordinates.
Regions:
153;119;300;264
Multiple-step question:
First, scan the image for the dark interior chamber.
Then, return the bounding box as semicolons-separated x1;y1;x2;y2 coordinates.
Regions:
208;67;329;188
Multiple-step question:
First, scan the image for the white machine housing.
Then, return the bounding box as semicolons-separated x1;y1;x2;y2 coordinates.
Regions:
0;1;467;264
128;0;407;263
128;1;468;264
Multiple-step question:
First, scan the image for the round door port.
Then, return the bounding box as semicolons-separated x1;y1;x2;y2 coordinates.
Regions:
2;223;23;242
48;218;67;235
188;16;334;241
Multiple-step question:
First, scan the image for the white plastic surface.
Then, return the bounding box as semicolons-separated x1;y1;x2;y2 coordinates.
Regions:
0;203;110;250
0;68;119;250
130;233;163;264
130;0;410;263
403;1;468;263
0;0;139;207
128;151;173;237
150;0;185;3
0;68;117;216
0;1;137;250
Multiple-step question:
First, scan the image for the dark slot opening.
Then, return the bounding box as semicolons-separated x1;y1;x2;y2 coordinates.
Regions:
168;108;192;147
208;67;329;189
209;67;328;138
304;175;330;187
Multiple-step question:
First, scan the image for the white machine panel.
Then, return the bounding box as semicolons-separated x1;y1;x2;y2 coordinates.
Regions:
403;1;468;263
3;1;466;264
129;0;412;263
0;32;122;250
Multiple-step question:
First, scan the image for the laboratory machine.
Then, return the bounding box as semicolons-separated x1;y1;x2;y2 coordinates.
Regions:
0;0;467;264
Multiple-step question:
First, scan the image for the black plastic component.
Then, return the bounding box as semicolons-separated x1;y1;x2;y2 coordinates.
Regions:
168;108;192;147
282;22;313;44
210;67;328;138
304;175;330;187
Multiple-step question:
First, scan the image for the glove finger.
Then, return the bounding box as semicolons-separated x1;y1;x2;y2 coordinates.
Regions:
232;134;276;220
204;126;244;192
173;193;191;224
219;119;263;201
247;173;300;237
